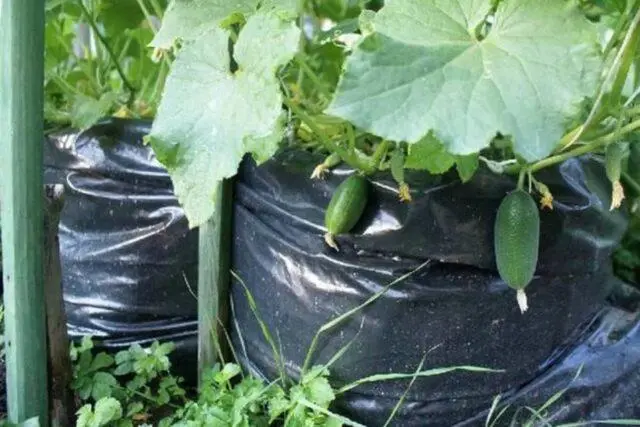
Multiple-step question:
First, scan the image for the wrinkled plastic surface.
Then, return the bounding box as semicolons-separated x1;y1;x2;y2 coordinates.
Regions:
230;149;639;425
43;119;198;378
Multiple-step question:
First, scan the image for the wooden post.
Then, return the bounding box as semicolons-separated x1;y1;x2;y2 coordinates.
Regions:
198;180;233;382
0;0;49;424
44;185;75;427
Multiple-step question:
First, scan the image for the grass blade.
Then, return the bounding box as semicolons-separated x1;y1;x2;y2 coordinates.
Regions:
232;271;287;384
302;260;432;374
382;354;427;427
522;406;554;427
536;365;584;414
323;318;365;371
337;366;502;394
490;405;511;427
485;394;502;427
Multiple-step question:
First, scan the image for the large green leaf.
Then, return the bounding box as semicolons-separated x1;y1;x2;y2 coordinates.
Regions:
150;0;299;49
327;0;602;161
149;12;300;227
150;0;259;49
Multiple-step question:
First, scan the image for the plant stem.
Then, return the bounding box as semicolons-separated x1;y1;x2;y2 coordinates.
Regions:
294;55;332;101
530;118;640;173
561;7;640;151
135;0;159;34
505;118;640;175
517;168;526;190
371;140;391;168
77;0;136;97
610;7;640;105
283;96;377;174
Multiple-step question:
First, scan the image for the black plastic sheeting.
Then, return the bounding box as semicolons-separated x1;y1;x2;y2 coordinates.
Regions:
230;149;640;425
43;119;199;380
24;119;640;424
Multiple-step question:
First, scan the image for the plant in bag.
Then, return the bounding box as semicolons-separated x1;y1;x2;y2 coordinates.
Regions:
144;0;640;313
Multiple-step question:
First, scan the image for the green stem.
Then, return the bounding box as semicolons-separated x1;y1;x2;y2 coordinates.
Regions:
561;7;640;151
77;0;136;96
371;140;391;169
135;0;158;33
294;55;333;101
505;118;640;176
531;118;640;173
51;75;83;97
610;7;640;106
283;97;376;174
517;168;526;190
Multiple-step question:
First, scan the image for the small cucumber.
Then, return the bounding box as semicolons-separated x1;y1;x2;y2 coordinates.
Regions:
606;142;627;183
324;174;369;250
606;141;628;210
494;189;540;313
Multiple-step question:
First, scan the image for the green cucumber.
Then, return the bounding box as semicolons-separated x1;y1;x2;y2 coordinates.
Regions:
606;141;627;183
494;189;540;313
606;141;628;209
324;174;369;250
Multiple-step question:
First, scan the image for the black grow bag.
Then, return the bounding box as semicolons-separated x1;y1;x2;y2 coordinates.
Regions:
43;119;198;379
229;149;640;425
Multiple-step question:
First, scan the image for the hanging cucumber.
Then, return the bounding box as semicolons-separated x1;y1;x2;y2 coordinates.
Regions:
324;174;369;251
494;189;540;313
606;141;628;210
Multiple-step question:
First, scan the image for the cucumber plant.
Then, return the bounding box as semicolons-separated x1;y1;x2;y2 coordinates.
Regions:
144;0;640;312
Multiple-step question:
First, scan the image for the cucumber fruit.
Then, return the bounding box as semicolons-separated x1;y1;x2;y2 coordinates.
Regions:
324;174;369;250
494;189;540;313
606;141;628;210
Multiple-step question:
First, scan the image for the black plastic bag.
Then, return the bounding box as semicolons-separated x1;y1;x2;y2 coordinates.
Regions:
43;119;198;379
229;149;639;425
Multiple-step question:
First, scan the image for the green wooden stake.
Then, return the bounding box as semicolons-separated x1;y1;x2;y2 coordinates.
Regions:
197;180;233;382
0;0;49;424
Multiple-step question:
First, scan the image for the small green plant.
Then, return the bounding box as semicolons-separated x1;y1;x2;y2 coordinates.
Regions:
70;337;186;426
76;398;123;427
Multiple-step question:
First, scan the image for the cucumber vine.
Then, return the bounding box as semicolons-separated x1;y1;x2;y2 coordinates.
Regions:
145;0;640;311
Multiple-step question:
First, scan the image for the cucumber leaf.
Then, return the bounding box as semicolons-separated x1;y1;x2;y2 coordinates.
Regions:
149;12;300;227
456;154;479;183
151;0;258;49
405;134;455;174
327;0;602;161
151;0;299;49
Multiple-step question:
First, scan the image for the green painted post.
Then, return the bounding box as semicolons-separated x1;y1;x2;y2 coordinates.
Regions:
197;180;232;382
0;0;49;425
